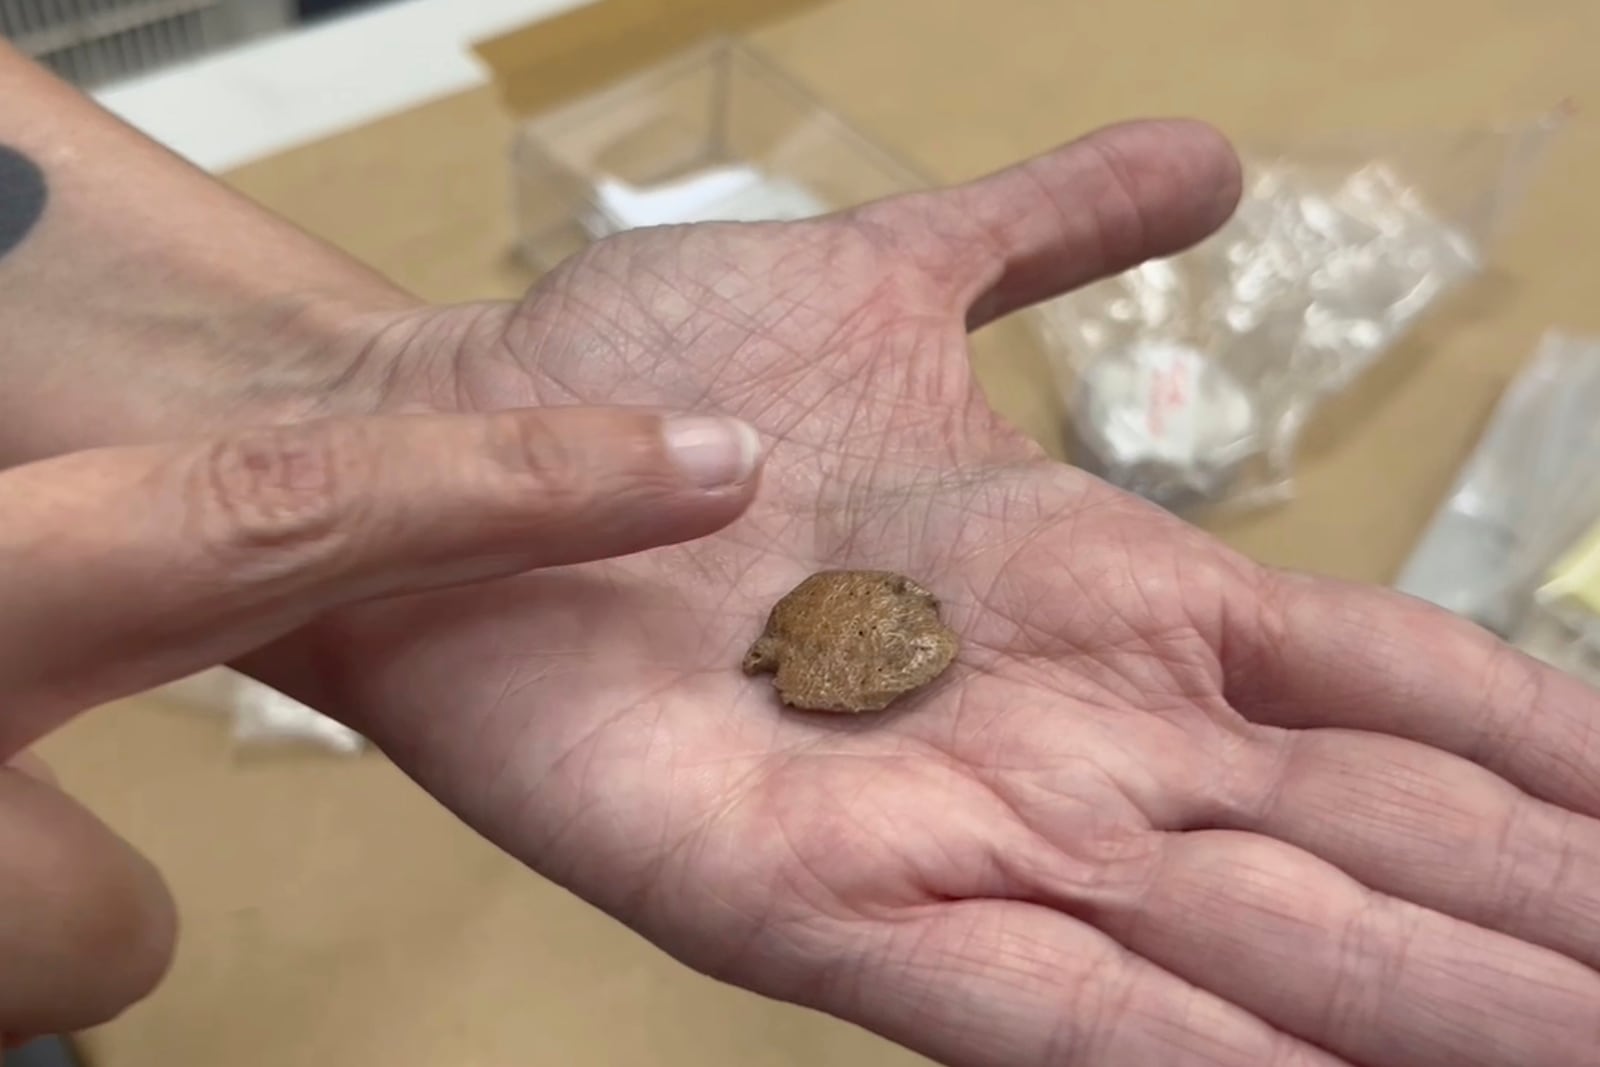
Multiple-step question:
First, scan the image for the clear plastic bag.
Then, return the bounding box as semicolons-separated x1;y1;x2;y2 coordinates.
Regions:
1514;517;1600;688
156;669;367;756
1395;332;1600;637
1026;112;1565;515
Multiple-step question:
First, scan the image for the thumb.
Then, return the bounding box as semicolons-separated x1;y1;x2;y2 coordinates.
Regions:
0;761;175;1040
0;406;764;756
854;118;1242;329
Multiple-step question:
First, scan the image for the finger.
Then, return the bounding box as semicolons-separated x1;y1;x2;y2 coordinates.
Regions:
1219;726;1600;973
814;900;1347;1067
0;767;175;1037
1225;571;1600;817
0;407;764;756
1061;830;1600;1067
856;119;1242;329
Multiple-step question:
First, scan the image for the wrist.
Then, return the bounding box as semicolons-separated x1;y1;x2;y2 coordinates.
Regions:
0;40;435;465
0;287;423;465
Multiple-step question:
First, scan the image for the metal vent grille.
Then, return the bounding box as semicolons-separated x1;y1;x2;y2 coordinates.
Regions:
1;0;294;88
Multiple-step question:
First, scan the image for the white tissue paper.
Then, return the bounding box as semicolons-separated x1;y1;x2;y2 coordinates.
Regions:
157;668;365;756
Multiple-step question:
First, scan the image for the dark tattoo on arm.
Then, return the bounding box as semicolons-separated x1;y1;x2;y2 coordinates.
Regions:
0;144;46;260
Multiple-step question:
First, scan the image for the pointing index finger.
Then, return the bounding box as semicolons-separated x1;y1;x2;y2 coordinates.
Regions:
0;407;763;757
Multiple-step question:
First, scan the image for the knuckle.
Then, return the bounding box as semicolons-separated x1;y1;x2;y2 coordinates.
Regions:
195;422;361;577
492;413;590;510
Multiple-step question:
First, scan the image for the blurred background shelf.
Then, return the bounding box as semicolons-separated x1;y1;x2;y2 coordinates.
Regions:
0;0;590;173
0;0;295;87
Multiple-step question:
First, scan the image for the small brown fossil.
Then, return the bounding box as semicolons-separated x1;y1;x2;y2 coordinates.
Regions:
741;570;959;713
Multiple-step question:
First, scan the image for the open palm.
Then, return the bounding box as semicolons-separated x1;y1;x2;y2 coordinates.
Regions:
277;122;1600;1067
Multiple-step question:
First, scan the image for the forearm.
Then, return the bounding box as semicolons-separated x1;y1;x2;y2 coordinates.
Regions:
0;40;419;464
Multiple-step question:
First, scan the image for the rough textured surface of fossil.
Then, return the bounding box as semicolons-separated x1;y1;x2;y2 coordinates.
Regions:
741;570;959;713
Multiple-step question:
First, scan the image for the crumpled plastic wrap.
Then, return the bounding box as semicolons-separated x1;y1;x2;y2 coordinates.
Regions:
1396;332;1600;638
1027;114;1564;515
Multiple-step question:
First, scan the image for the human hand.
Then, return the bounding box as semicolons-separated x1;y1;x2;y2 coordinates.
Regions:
246;119;1600;1067
0;405;763;1045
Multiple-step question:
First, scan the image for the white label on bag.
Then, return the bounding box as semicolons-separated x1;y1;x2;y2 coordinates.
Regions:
1137;342;1203;459
1085;342;1207;464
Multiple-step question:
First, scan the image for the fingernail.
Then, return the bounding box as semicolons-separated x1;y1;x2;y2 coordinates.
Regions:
663;416;763;488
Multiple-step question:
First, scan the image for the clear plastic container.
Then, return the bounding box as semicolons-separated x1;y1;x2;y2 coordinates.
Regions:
510;37;929;270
